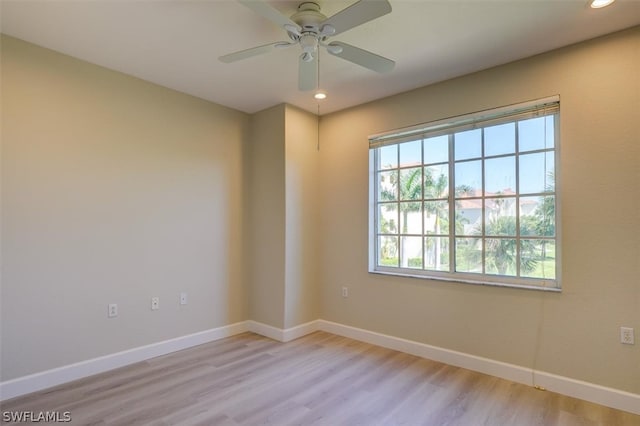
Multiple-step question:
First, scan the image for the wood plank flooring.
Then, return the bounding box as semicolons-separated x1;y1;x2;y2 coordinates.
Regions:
1;331;638;425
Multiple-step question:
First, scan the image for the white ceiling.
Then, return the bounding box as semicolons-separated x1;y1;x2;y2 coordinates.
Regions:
1;0;639;115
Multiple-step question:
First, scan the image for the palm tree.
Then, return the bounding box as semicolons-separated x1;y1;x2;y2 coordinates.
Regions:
380;165;475;270
423;170;448;269
379;168;422;267
379;168;421;205
482;216;538;275
398;168;422;233
382;167;445;267
397;168;422;267
535;171;555;237
532;171;556;276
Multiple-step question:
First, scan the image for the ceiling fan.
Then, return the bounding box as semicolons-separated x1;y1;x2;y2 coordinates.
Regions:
219;0;395;91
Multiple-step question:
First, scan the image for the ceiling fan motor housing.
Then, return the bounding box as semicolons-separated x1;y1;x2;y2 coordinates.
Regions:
290;2;329;61
291;2;327;35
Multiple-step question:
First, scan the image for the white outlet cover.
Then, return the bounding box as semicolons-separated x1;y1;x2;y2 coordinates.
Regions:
180;292;188;305
108;303;118;318
620;327;635;345
151;297;160;310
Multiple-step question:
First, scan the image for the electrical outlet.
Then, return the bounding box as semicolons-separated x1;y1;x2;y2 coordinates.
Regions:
180;292;188;305
342;286;349;298
151;297;160;311
620;327;634;345
108;303;118;318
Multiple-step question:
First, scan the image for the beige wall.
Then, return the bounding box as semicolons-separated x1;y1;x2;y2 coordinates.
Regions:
246;105;286;328
318;27;640;393
2;26;638;397
1;36;320;380
284;105;320;328
1;36;249;380
246;104;320;329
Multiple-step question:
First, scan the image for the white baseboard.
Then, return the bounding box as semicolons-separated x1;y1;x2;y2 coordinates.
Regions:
246;320;285;341
316;320;640;416
534;370;640;416
0;321;248;402
2;318;638;415
317;320;533;386
282;320;321;341
246;319;320;342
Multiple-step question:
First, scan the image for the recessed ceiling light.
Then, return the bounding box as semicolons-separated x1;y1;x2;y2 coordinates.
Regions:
590;0;615;8
314;91;327;100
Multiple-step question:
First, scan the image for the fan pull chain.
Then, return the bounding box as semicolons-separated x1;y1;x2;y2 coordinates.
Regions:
317;50;321;151
317;104;320;151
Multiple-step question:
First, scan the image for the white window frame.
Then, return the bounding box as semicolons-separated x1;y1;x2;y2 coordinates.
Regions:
368;96;561;291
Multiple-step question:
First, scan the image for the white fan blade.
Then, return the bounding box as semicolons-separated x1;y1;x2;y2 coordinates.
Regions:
298;54;317;91
238;0;301;33
327;42;394;73
219;42;288;63
321;0;391;36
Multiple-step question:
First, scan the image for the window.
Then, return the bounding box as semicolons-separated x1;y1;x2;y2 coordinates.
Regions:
369;97;559;290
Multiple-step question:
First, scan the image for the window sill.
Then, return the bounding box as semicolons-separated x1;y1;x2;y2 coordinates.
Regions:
369;269;561;292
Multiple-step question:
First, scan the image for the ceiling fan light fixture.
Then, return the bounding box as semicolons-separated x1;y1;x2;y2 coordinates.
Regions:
300;34;318;52
590;0;615;8
314;90;327;100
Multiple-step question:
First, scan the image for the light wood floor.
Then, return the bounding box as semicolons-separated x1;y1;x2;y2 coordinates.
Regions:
1;331;638;426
